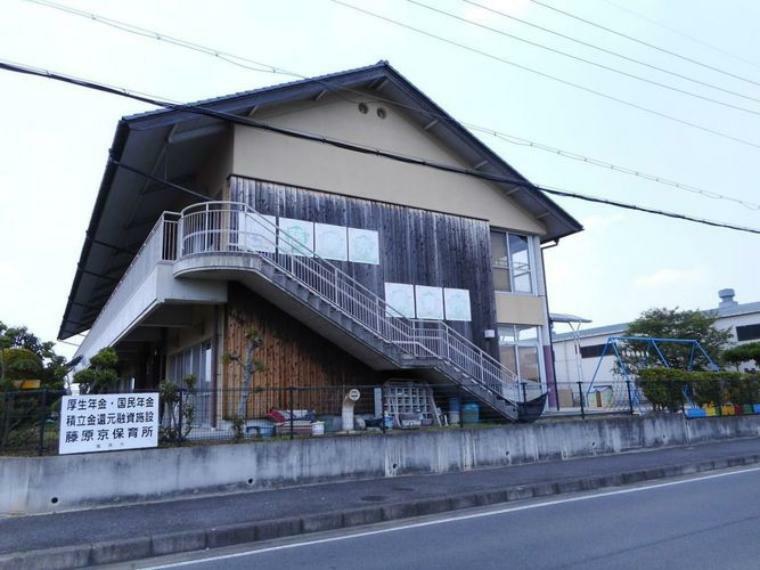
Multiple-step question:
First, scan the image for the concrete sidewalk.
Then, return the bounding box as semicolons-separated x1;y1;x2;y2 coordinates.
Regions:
3;437;760;569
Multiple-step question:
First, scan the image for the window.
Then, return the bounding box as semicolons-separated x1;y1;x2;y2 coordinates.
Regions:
498;324;542;383
168;341;214;426
580;344;606;359
737;324;760;342
491;230;533;293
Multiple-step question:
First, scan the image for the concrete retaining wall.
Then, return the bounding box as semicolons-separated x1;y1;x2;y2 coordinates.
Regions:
3;414;760;515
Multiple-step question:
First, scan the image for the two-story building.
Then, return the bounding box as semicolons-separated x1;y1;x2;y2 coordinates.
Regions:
59;62;582;424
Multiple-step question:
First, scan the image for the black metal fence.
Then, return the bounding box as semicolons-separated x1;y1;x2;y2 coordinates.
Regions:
0;389;66;456
161;382;515;444
550;377;760;419
551;380;637;418
0;382;513;455
4;377;758;455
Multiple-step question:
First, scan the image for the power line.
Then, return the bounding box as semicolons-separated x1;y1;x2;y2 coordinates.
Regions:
480;129;760;211
460;0;760;106
331;0;760;151
529;0;760;89
2;58;759;237
23;0;760;211
598;0;760;72
412;0;760;117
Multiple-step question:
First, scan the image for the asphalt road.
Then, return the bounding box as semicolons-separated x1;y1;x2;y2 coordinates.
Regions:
145;466;760;570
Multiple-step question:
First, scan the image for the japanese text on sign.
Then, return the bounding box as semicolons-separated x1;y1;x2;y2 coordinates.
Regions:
58;393;159;454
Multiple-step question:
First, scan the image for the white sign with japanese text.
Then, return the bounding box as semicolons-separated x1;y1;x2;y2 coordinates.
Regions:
59;393;159;454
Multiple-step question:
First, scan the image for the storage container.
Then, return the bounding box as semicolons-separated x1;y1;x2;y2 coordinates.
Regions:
685;407;706;418
462;402;480;425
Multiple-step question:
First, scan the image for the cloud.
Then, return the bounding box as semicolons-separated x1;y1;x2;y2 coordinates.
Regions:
634;267;703;289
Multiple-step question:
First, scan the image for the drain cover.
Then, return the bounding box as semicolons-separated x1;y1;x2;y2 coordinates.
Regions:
392;486;415;492
360;495;387;502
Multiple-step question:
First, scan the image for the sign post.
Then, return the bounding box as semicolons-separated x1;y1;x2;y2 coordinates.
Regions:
58;393;159;455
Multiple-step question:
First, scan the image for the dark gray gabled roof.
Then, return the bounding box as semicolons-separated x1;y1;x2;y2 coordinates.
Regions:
59;61;582;339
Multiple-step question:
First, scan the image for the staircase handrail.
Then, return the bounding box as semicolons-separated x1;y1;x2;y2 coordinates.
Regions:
177;201;521;399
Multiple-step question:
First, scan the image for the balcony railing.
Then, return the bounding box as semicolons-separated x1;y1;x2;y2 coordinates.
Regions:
177;201;523;402
75;212;179;360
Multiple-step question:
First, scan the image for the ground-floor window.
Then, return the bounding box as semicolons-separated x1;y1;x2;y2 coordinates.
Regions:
168;340;214;426
497;324;542;383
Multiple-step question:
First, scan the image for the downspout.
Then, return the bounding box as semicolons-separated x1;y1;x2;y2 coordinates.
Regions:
540;239;561;410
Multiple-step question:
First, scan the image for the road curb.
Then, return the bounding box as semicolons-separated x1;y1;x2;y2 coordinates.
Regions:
3;453;759;569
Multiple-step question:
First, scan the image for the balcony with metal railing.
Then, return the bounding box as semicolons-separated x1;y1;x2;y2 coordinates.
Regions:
74;212;226;363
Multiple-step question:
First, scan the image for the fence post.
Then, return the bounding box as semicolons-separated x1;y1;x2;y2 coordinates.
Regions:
38;389;48;456
380;386;387;434
289;386;295;441
577;381;585;420
177;389;184;446
459;387;465;429
521;382;528;404
625;380;634;415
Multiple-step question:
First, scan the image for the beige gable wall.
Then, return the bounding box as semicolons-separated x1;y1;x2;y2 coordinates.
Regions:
231;94;546;234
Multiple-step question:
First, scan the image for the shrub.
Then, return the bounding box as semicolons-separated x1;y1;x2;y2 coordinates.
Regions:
637;368;687;412
1;348;42;383
73;348;119;394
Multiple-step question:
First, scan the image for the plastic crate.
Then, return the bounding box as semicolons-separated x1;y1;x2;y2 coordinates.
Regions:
685;407;706;418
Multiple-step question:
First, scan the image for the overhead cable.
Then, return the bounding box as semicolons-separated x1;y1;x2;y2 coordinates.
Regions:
2;58;759;236
331;0;760;151
24;0;760;210
529;0;760;88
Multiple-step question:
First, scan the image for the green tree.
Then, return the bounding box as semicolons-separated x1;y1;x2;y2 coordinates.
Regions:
0;321;67;389
622;307;731;372
73;347;120;394
722;342;760;370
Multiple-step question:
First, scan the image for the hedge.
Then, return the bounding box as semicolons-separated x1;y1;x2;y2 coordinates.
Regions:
637;368;760;411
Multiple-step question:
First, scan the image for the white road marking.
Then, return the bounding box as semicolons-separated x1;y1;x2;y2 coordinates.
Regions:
149;465;760;569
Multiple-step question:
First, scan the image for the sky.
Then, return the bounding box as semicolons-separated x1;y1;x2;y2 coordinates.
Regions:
1;0;759;360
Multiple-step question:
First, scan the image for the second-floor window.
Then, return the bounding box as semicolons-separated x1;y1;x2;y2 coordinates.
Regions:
490;230;533;293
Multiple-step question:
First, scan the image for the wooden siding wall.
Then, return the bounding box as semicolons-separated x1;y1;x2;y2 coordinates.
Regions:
223;283;382;418
230;176;498;353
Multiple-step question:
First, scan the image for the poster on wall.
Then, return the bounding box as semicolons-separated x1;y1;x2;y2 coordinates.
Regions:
444;288;472;322
384;282;416;318
278;218;314;256
314;223;348;261
59;393;159;455
239;212;276;253
415;286;444;320
348;228;380;265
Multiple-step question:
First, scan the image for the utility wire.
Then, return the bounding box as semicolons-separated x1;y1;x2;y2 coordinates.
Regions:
599;0;760;72
460;0;760;106
22;0;760;211
412;0;760;117
1;58;759;237
331;0;760;151
529;0;760;89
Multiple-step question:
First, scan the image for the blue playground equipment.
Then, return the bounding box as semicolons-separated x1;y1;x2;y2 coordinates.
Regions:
588;336;720;411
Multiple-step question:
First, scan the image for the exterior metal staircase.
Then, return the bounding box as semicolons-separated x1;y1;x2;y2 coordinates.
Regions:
173;201;527;421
